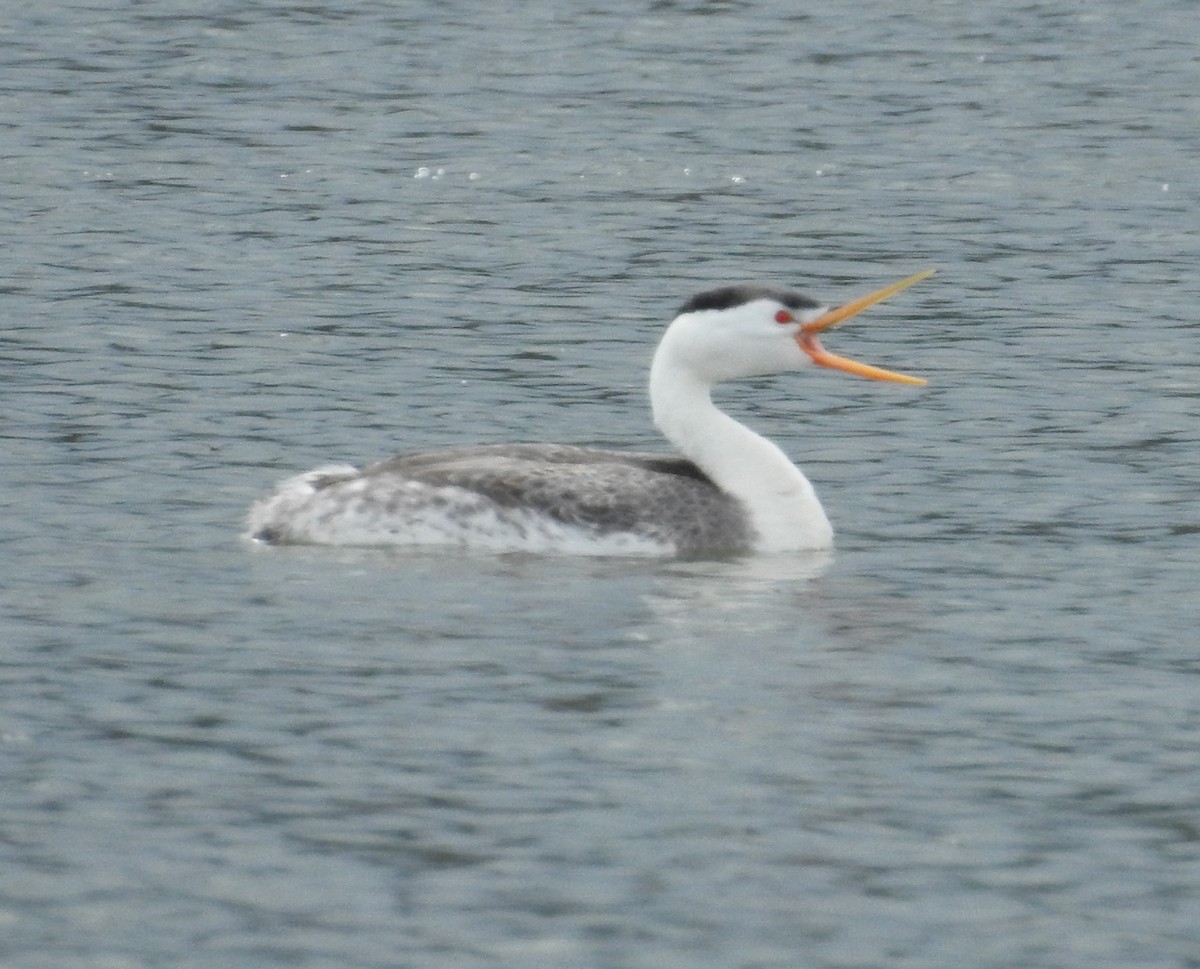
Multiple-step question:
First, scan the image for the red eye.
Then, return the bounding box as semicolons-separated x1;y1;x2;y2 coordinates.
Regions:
774;310;794;324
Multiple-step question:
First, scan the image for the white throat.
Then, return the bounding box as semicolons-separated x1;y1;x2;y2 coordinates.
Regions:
649;336;833;551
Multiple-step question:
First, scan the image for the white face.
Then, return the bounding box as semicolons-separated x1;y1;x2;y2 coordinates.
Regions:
662;298;831;383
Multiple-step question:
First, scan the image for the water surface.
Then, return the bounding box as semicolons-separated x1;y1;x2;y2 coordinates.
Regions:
4;2;1200;967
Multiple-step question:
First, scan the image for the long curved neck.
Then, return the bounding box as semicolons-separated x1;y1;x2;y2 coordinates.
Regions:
649;352;833;551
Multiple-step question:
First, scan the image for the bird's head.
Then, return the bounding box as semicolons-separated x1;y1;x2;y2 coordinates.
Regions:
660;269;933;386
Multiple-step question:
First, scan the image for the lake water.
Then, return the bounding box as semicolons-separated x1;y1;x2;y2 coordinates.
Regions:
4;1;1200;967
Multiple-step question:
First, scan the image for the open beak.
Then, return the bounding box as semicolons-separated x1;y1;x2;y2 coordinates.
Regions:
798;269;934;386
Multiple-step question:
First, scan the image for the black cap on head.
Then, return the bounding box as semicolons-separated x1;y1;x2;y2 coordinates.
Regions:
676;285;821;317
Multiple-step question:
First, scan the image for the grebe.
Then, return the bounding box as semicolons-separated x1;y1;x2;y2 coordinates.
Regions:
247;270;933;555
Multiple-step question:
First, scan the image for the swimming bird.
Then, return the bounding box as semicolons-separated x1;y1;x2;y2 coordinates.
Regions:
247;269;933;556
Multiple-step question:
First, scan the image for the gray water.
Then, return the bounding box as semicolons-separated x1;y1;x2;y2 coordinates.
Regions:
4;1;1200;967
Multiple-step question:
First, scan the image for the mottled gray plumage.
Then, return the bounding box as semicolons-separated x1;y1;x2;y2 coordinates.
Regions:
256;443;754;554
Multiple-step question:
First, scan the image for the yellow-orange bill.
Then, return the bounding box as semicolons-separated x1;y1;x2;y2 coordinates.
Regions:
799;335;927;385
797;269;934;386
801;268;936;335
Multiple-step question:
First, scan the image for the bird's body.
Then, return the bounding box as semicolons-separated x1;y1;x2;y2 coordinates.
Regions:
247;271;932;556
248;444;752;556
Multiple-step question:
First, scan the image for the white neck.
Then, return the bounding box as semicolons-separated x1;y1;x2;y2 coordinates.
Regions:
649;347;833;552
